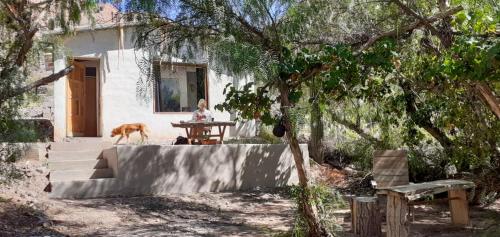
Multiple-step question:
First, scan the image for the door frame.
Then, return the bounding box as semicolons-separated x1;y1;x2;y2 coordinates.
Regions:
66;57;102;137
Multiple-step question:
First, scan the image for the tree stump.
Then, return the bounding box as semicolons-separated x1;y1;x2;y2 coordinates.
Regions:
386;192;409;237
352;196;382;237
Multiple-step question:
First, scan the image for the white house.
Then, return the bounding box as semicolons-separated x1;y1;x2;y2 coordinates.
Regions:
50;4;256;142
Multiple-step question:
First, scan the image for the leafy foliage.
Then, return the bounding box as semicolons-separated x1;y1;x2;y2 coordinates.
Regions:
0;1;97;142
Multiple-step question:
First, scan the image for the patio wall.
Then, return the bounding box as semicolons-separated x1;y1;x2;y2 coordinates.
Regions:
50;144;308;198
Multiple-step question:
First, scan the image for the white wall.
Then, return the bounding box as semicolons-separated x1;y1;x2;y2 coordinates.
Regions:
53;27;256;142
49;144;308;198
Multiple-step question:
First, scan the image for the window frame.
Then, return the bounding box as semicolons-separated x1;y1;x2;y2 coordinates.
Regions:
153;61;209;114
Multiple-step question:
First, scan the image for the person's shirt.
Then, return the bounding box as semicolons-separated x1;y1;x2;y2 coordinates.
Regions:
192;109;212;122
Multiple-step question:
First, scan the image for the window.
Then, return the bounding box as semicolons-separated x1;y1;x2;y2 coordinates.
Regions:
85;67;97;77
154;63;207;113
44;52;54;72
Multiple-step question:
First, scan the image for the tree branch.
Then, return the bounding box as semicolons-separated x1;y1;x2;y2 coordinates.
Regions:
399;78;453;149
390;0;442;38
15;28;38;66
0;66;74;104
331;113;385;147
356;5;463;53
474;82;500;119
287;6;464;86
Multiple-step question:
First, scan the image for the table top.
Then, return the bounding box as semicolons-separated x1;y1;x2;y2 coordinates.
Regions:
171;121;237;128
382;179;475;201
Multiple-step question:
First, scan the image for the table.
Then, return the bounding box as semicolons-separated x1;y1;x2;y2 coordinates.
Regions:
381;179;475;237
171;121;236;144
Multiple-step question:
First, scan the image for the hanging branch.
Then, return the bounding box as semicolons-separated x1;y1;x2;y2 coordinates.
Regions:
0;66;74;104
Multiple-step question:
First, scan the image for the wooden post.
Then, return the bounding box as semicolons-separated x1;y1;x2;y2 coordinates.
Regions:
352;197;382;237
343;194;355;232
386;192;409;237
448;189;470;226
376;193;387;222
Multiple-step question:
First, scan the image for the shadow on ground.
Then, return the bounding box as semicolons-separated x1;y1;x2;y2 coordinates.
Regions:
51;191;294;237
0;199;68;237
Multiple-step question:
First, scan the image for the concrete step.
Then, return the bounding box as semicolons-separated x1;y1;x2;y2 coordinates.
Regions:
48;150;103;161
49;158;108;170
48;178;119;199
50;168;114;182
49;140;112;151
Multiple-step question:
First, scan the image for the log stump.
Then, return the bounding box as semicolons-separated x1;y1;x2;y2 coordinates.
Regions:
386;192;409;237
352;196;382;237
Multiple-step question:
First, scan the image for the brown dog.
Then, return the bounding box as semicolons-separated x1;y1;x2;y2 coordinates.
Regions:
111;123;149;144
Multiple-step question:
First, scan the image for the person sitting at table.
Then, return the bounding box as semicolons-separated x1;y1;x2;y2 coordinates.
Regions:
191;99;212;143
192;99;212;122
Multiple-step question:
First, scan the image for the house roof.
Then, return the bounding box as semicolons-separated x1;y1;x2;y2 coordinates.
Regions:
42;3;140;35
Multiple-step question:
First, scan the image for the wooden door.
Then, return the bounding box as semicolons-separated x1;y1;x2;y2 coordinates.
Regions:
84;74;97;136
67;61;86;136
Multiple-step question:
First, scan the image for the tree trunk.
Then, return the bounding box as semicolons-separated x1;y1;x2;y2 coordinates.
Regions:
279;81;327;237
352;197;382;237
309;80;324;164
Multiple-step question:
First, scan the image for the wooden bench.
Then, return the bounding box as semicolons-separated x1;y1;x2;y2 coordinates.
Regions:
382;179;475;237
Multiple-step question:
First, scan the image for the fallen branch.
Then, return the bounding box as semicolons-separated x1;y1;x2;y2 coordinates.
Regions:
0;66;74;103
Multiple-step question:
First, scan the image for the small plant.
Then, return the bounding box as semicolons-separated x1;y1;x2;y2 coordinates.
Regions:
289;184;346;236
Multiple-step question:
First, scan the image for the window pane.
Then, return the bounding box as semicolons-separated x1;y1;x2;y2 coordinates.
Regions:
196;68;206;102
158;78;181;112
155;64;207;113
85;67;97;77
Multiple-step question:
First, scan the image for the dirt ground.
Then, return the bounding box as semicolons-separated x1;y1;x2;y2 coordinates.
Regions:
0;160;294;237
316;164;500;237
1;159;500;237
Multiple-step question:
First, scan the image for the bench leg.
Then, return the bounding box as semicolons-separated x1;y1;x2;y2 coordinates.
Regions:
449;189;470;226
386;192;409;237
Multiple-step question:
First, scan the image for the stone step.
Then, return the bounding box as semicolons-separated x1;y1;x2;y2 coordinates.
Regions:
49;141;112;151
48;158;108;170
48;150;103;161
48;178;118;199
50;168;114;182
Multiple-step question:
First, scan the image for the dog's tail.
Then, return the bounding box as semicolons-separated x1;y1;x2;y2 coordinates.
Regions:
142;124;151;136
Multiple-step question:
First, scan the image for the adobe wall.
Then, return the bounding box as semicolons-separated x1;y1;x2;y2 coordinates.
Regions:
49;144;308;198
